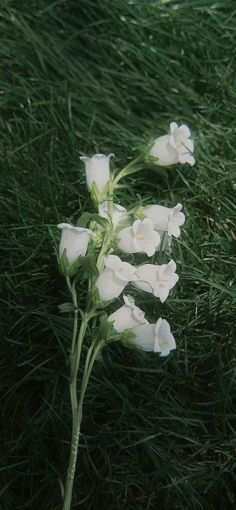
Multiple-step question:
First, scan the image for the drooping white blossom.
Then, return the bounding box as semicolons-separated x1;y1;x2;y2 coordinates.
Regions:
142;203;185;238
57;223;94;264
117;218;160;256
150;122;195;166
80;153;113;193
131;318;176;356
135;260;179;302
99;202;129;227
108;294;148;333
96;255;137;301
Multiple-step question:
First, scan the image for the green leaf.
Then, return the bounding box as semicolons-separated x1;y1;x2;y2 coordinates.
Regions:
78;254;99;278
91;213;109;228
76;212;93;228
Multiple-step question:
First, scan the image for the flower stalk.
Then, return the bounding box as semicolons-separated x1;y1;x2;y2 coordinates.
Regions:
57;122;194;509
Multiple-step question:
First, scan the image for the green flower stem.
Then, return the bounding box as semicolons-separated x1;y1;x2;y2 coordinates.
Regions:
63;195;114;510
66;276;78;357
112;156;143;186
108;178;114;217
62;339;104;510
96;225;112;273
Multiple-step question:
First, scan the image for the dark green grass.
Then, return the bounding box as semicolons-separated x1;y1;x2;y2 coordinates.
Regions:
1;1;236;509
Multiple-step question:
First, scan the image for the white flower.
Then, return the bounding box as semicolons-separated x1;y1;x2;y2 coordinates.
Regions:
57;223;94;264
108;294;148;333
131;318;176;356
150;122;195;166
96;255;137;301
99;202;129;227
80;153;113;193
142;203;185;238
135;260;179;302
117;218;160;256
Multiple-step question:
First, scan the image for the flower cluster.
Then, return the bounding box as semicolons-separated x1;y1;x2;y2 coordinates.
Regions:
58;122;194;356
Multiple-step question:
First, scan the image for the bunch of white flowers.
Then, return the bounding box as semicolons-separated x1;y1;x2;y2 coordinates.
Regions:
57;122;195;510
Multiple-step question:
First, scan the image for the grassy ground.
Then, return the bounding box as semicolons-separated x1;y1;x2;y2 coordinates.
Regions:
1;1;236;509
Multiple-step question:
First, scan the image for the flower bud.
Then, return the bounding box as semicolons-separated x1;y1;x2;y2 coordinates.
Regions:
57;223;94;276
80;153;113;195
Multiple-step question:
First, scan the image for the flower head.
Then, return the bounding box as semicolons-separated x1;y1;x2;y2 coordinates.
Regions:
108;294;148;333
130;317;176;356
135;260;179;302
142;203;185;238
150;122;195;166
80;153;113;193
117;218;160;256
96;255;137;301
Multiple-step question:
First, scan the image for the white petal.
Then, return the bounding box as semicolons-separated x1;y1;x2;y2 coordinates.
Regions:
143;205;170;231
123;294;136;307
117;226;134;253
58;224;94;263
114;261;137;282
135;264;159;294
179;138;194;153
133;236;159;257
96;269;126;301
104;254;122;271
178;153;195;166
80;153;112;193
108;303;147;333
104;255;137;283
170;122;178;134
150;135;179;166
130;324;156;351
156;285;170;303
154;318;176;355
99;202;129;227
175;124;191;142
112;204;129;226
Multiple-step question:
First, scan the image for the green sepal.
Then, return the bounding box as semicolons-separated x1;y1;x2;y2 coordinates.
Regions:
90;181;111;205
98;312;115;341
58;302;75;313
143;137;156;164
59;249;81;277
92;287;114;309
119;328;137;349
131;205;145;220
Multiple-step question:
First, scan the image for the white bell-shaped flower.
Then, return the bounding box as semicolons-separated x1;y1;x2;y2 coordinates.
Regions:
135;260;179;302
99;202;129;227
142;203;185;238
117;218;160;256
57;223;94;264
80;153;113;193
150;122;195;166
108;295;148;333
96;255;137;301
131;318;176;356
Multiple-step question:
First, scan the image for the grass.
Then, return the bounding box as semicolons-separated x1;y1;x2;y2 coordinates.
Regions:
1;0;236;509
